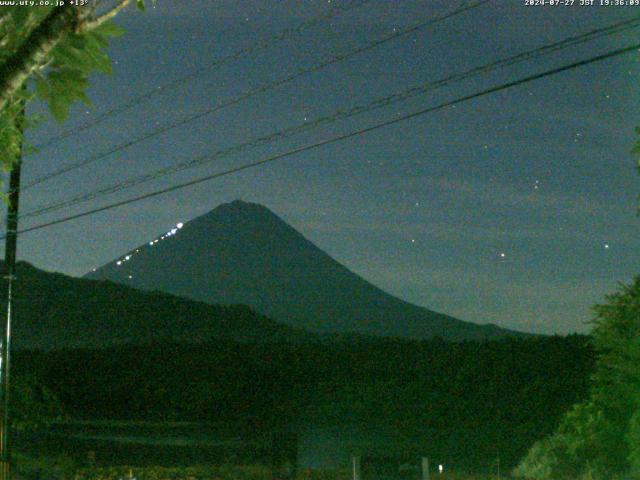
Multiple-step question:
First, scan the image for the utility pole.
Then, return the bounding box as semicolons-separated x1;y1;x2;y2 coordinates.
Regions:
0;104;24;480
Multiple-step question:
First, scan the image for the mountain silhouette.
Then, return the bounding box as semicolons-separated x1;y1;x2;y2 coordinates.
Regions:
2;261;315;350
86;200;523;340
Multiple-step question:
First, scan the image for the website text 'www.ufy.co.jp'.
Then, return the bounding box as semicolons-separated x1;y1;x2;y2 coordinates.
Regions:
0;1;88;6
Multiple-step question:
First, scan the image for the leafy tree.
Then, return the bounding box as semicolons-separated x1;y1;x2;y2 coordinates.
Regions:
628;408;640;478
0;0;149;172
514;277;640;479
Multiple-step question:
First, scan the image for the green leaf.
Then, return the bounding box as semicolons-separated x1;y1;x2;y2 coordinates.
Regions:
34;77;50;101
49;95;68;122
136;0;146;12
92;21;126;38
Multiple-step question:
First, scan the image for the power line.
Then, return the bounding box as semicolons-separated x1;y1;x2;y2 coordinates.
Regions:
10;41;640;239
30;0;373;152
21;14;640;220
22;0;490;191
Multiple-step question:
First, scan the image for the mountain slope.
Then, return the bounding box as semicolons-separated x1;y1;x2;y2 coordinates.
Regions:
86;200;522;340
1;261;315;350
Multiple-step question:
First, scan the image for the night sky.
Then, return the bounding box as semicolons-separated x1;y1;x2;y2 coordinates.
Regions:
13;0;640;335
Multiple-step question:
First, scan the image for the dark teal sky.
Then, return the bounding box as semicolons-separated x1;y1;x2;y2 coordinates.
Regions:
14;0;640;334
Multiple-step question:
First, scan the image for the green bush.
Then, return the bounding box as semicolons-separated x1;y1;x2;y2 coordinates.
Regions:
515;277;640;480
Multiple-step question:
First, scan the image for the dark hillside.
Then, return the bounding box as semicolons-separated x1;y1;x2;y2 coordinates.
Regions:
1;261;314;349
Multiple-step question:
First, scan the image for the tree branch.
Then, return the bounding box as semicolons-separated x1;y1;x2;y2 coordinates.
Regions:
0;6;80;113
77;0;132;32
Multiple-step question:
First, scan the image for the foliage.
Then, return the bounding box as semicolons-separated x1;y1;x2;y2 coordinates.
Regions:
627;407;640;478
513;435;568;480
65;466;510;480
514;401;618;479
0;2;147;173
11;373;65;432
514;277;640;479
13;450;76;480
14;334;594;472
634;126;640;198
32;20;125;122
298;468;351;480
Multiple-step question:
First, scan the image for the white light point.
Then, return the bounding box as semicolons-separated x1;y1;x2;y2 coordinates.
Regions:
128;275;132;279
604;244;610;249
149;241;154;246
500;252;506;259
125;255;131;261
116;261;122;266
171;228;178;235
177;223;184;229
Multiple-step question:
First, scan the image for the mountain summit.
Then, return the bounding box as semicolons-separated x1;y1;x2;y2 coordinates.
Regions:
86;200;521;340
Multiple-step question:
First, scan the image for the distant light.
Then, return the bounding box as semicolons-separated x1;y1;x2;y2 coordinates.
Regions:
499;252;506;258
116;261;122;266
604;244;610;249
177;223;184;229
149;241;154;246
125;255;131;261
171;228;177;235
438;465;443;474
128;275;133;279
